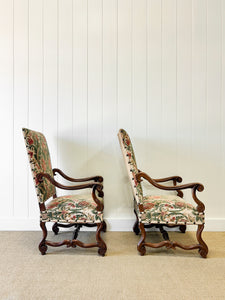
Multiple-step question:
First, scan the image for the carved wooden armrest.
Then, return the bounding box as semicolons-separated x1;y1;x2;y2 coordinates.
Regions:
138;169;182;184
136;172;205;213
37;173;104;211
53;168;103;183
153;175;182;184
153;175;183;197
139;169;183;197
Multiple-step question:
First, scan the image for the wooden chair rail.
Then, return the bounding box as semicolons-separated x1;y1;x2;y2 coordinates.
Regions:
39;222;107;256
143;241;202;251
36;172;104;211
45;240;99;249
136;171;205;212
137;223;208;258
53;168;103;183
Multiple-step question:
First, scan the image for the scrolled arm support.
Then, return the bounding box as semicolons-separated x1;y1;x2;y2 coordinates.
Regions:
136;172;205;213
92;184;104;211
192;184;205;212
53;168;103;183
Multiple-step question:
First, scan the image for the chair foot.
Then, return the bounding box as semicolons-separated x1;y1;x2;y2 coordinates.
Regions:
138;244;146;256
199;248;207;258
52;222;59;235
98;247;107;257
179;225;186;233
96;223;107;256
39;242;48;255
197;224;208;258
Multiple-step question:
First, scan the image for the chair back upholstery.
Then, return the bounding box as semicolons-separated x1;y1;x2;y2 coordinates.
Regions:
118;129;143;204
22;128;56;203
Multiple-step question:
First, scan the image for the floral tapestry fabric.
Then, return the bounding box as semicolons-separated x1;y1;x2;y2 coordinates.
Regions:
118;129;143;204
23;128;56;203
43;194;103;223
140;194;204;225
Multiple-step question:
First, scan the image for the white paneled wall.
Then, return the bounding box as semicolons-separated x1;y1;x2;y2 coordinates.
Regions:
0;0;224;230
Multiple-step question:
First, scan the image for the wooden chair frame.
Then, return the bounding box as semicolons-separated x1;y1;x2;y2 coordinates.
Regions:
118;128;208;257
134;171;208;258
37;169;107;256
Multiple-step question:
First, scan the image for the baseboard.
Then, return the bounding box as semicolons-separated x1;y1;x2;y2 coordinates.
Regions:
0;217;224;231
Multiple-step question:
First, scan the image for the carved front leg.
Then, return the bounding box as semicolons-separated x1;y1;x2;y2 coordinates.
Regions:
39;222;48;255
96;223;107;256
196;224;208;258
137;223;146;256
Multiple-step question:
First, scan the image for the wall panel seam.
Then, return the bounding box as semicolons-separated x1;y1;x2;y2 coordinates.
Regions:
12;0;15;217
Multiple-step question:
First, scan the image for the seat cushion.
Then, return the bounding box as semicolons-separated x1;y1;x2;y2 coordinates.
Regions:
42;194;103;223
140;195;204;225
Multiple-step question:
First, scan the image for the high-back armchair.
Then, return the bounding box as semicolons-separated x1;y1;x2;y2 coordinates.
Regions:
23;128;107;256
118;129;208;258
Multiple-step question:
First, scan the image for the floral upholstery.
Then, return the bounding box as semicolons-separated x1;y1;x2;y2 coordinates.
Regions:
23;128;56;203
140;195;204;225
42;194;103;223
118;129;143;204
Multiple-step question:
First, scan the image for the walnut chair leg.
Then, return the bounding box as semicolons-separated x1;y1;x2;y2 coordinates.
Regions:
96;223;107;256
133;220;140;235
133;210;140;235
102;220;107;232
179;225;186;233
137;223;146;256
39;222;48;255
52;222;59;235
72;224;82;240
158;225;170;240
197;224;208;258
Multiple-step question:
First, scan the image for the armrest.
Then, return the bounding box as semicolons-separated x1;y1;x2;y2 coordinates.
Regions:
53;168;103;183
153;176;182;184
138;169;183;196
37;173;104;211
153;176;183;197
136;172;205;212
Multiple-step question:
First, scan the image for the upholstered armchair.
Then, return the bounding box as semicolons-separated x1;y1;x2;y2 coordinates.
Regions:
23;128;107;256
118;129;208;258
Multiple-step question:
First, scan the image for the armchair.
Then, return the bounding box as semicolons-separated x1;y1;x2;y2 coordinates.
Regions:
118;129;208;258
23;128;107;256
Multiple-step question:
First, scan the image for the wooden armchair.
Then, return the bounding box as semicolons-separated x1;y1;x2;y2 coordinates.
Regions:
118;129;208;258
22;128;107;256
